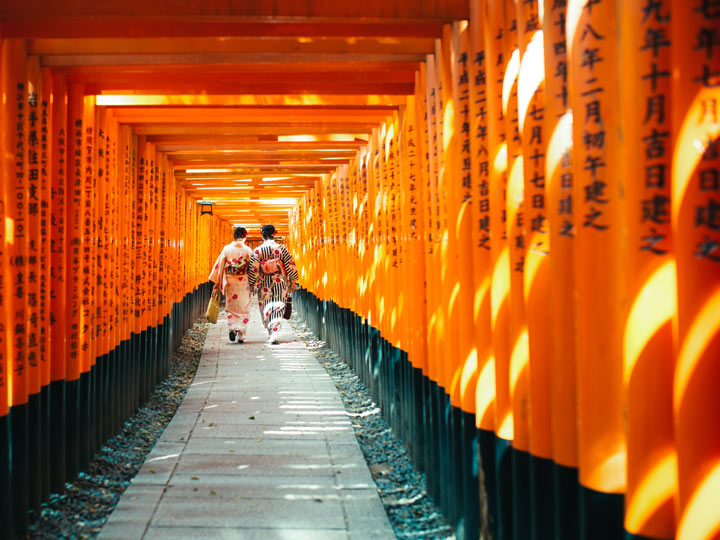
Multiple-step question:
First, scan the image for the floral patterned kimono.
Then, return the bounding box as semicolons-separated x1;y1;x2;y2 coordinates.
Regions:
208;240;253;339
247;239;299;338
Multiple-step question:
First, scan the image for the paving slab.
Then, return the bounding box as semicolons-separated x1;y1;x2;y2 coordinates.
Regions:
99;310;394;539
182;436;329;456
143;526;349;540
187;423;356;441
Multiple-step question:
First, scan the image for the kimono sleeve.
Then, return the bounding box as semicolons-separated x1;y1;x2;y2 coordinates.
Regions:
208;247;226;283
280;245;299;282
248;248;261;289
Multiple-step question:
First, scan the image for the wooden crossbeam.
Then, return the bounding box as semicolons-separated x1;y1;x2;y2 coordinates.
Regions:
166;152;357;162
67;73;415;93
97;95;404;106
158;141;364;151
172;158;348;166
134;125;372;135
0;1;468;21
56;62;421;75
171;162;336;172
175;172;323;179
84;81;414;95
30;37;436;55
42;53;427;67
1;19;445;39
111;107;393;122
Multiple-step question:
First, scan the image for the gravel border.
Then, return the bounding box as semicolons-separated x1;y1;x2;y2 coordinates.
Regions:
29;320;210;540
28;313;454;539
290;315;455;540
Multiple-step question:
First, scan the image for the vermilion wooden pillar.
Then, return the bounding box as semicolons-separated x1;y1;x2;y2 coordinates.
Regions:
4;38;30;539
484;0;514;537
620;0;676;538
567;0;626;537
542;1;580;538
49;72;68;493
515;0;555;537
671;1;720;539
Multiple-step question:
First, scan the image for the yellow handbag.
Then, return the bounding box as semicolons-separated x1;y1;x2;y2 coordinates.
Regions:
205;289;221;324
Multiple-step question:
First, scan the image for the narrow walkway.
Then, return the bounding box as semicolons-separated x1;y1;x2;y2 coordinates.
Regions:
99;312;395;540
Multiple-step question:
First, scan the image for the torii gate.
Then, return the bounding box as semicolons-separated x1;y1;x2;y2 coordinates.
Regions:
1;1;719;539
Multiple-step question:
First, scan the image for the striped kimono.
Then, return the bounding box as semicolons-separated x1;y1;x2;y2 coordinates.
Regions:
248;239;299;337
208;241;253;339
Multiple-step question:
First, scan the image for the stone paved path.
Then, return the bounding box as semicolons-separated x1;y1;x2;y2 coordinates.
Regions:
99;310;395;540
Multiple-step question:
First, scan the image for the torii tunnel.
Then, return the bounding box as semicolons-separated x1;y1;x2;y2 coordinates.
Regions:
1;1;719;539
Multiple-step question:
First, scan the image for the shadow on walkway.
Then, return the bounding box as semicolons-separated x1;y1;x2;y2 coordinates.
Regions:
99;312;394;540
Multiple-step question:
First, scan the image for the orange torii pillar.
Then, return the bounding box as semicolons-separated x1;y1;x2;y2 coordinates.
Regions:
425;55;450;507
49;72;68;494
418;60;444;507
620;0;676;539
672;2;720;540
3;38;31;539
484;0;514;536
567;0;626;537
516;0;556;537
401;91;430;487
500;0;534;535
468;2;499;536
135;135;149;410
416;63;445;499
0;33;19;538
65;83;85;486
25;54;44;516
78;93;96;473
437;25;471;526
542;0;580;537
38;64;53;505
450;21;482;539
436;37;459;517
0;28;10;537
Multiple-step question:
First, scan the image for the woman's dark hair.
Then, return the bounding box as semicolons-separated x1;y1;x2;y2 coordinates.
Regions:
234;226;247;239
261;224;276;240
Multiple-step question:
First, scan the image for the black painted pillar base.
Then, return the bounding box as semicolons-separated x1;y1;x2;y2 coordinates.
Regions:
65;378;80;482
41;384;51;502
530;454;555;540
131;331;140;415
478;428;497;539
49;379;67;493
78;370;92;473
10;403;29;540
425;379;440;507
104;349;113;442
579;484;624;540
0;414;12;539
495;436;514;540
450;406;464;527
456;411;479;540
27;391;42;516
95;354;105;453
512;448;531;540
411;367;425;472
435;384;453;519
554;463;579;539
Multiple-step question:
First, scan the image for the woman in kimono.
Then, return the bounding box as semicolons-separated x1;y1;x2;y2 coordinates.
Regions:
209;226;253;343
248;224;299;344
